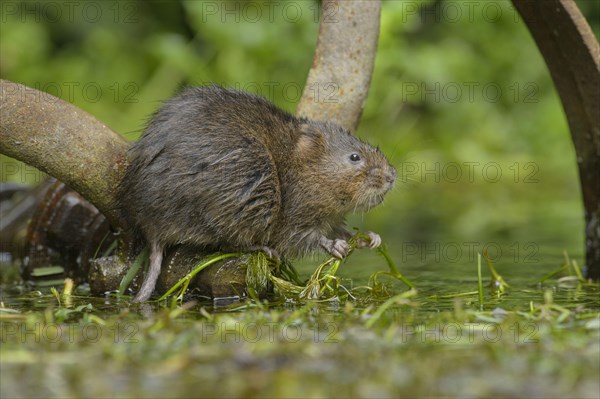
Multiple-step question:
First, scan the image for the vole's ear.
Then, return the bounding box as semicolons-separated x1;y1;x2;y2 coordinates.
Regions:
296;123;325;156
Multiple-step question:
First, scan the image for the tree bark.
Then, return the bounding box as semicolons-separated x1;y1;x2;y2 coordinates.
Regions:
296;0;381;132
0;80;129;229
511;0;600;279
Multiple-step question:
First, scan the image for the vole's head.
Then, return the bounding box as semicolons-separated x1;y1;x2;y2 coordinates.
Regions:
295;120;396;213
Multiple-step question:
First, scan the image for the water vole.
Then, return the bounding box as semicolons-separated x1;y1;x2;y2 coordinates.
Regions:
120;85;396;302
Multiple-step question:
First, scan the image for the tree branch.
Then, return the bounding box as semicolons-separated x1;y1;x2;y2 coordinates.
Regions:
0;80;129;228
511;0;600;279
296;0;381;132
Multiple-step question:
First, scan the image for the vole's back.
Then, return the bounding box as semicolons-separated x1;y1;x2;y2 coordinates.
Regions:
121;86;294;252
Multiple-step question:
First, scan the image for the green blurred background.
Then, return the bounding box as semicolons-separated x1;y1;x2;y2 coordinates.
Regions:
1;0;599;277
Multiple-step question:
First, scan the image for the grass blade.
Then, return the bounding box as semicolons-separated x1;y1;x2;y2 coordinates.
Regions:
477;253;484;310
119;247;149;295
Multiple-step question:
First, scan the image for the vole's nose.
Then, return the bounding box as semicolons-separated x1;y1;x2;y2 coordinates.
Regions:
385;167;397;184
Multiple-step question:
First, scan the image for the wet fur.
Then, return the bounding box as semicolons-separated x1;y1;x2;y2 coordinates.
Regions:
119;85;395;302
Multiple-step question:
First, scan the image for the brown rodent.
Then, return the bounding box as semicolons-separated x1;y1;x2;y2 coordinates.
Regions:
119;85;396;302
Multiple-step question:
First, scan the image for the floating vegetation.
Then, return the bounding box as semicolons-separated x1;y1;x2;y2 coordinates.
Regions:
1;244;598;399
538;251;587;284
49;278;74;308
159;252;241;304
483;250;510;295
245;251;273;294
364;289;418;328
156;233;416;304
30;266;65;278
477;253;484;310
434;252;511;307
375;244;415;289
299;256;343;300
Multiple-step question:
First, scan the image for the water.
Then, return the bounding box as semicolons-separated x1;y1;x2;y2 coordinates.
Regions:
1;239;599;399
1;225;597;315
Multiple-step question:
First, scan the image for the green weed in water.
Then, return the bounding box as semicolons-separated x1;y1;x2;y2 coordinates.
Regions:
483;250;510;295
538;251;586;284
158;233;415;304
158;252;241;303
1;250;598;399
245;251;272;294
477;253;484;310
376;244;415;289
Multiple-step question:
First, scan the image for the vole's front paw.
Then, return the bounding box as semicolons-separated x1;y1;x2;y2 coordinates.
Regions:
356;231;381;249
320;237;350;259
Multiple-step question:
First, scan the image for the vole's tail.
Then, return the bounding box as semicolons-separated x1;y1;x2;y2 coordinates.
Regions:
132;241;163;302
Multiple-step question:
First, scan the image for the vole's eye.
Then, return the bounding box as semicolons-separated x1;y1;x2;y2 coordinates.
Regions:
350;153;361;162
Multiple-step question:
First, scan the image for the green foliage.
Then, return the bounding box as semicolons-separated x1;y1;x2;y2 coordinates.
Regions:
1;1;597;260
156;234;414;304
2;14;599;394
0;271;598;398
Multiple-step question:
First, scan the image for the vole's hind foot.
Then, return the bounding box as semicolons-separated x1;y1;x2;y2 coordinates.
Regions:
356;231;381;249
320;237;350;259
